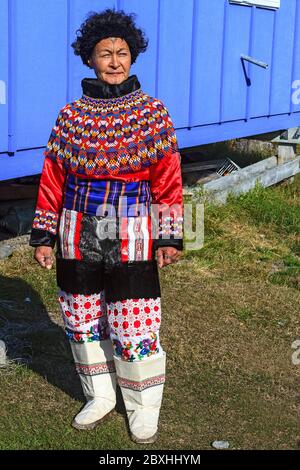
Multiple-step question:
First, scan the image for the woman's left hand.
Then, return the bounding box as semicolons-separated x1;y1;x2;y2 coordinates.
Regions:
156;246;183;268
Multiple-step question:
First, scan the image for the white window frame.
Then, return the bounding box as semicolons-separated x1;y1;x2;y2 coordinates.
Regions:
229;0;280;9
0;81;6;105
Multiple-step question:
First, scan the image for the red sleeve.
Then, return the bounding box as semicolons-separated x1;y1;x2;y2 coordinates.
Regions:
29;110;67;248
149;150;184;250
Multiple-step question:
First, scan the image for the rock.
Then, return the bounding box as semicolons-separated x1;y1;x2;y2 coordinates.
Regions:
0;234;30;258
0;245;13;259
0;340;7;365
211;440;230;449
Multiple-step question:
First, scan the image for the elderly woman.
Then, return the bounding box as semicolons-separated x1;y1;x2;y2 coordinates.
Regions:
29;8;183;444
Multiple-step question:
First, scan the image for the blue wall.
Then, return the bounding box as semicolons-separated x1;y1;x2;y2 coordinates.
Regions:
1;0;300;180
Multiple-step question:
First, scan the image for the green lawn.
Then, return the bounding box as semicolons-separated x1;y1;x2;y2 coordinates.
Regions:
1;175;300;449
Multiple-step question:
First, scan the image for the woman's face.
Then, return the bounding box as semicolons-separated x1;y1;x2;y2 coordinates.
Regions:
89;37;131;85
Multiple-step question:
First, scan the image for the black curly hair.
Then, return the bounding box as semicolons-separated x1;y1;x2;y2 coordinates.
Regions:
71;8;148;67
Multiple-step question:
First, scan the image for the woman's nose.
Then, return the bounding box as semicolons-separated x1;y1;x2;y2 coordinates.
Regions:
110;55;119;68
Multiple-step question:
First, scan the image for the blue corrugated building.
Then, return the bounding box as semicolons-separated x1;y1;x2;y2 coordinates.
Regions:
1;0;300;181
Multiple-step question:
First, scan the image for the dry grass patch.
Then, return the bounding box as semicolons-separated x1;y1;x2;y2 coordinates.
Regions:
1;176;300;448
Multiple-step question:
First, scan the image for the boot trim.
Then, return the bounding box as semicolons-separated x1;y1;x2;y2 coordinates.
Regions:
118;373;165;391
75;360;116;376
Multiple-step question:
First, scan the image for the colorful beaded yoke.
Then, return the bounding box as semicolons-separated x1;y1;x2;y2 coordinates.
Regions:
44;88;179;177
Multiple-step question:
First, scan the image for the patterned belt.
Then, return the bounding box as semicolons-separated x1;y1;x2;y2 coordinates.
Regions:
63;174;152;217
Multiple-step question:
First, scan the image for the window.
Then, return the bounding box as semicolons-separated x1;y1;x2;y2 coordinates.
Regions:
229;0;280;9
0;81;6;105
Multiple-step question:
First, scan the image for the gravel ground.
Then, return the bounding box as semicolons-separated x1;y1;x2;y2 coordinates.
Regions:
0;234;30;259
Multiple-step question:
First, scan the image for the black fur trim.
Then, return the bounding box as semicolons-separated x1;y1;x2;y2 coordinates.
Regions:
104;260;161;302
29;228;56;248
55;258;161;300
56;258;105;295
153;238;184;251
82;75;141;99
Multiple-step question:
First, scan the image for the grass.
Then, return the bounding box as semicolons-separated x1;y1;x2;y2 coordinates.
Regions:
1;174;300;449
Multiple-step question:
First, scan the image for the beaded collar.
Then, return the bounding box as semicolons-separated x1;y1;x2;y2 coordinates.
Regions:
44;74;178;177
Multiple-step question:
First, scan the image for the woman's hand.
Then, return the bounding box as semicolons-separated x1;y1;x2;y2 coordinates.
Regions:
156;246;183;268
34;246;54;270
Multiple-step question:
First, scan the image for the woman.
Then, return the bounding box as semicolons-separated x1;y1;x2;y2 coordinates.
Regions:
29;8;183;445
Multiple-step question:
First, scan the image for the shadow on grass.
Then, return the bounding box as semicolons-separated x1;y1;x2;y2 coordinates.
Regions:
0;273;125;416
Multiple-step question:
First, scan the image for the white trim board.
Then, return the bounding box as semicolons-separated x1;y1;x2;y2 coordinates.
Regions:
229;0;280;9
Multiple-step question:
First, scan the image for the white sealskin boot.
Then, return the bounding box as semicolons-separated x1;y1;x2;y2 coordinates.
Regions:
114;352;166;444
70;340;117;430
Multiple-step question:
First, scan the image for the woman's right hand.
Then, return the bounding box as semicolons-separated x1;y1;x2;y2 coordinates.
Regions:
34;246;54;269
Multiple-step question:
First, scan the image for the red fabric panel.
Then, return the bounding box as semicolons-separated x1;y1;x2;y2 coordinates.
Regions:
36;156;67;216
149;151;184;247
120;217;129;262
74;211;83;260
149;151;183;209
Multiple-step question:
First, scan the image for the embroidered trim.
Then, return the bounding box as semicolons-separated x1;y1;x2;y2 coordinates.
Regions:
75;360;116;376
81;88;144;108
159;215;184;238
111;331;161;362
32;208;59;234
117;373;165;391
58;208;83;259
120;216;153;262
